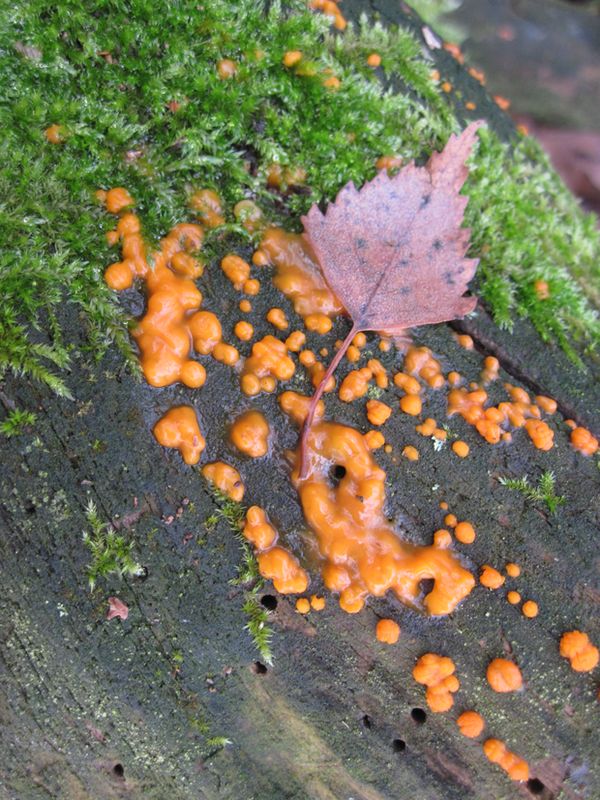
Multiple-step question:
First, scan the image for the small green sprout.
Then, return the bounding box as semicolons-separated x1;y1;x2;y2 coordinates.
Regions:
498;470;566;515
0;407;37;437
82;500;144;590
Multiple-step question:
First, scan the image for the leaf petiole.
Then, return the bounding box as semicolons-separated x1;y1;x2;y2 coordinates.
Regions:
298;322;360;479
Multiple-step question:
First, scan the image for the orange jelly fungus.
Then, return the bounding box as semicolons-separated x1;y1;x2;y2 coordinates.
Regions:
400;394;422;416
486;658;523;693
234;320;254;341
217;58;237;79
45;124;64;143
202;462;245;502
507;590;521;605
505;562;520;578
365;400;392;425
283;50;303;68
339;367;372;402
285;331;306;352
402;445;419;461
452;440;470;458
455;333;473;350
221;254;250;290
241;335;295;396
189;189;225;228
376;618;400;644
363;430;384;450
559;631;599;672
296;597;311;614
266;307;289;330
239;298;252;313
570;426;599;456
258;227;343;333
310;0;347;30
448;381;555;450
483;739;529;782
457;710;485;738
102;190;224;388
153;406;205;465
278;391;324;426
287;419;475;615
522;600;539;618
481;356;500;384
230;410;270;458
413;653;460;713
367;53;381;67
480;565;505;590
310;594;326;610
455;521;475;544
242;507;309;594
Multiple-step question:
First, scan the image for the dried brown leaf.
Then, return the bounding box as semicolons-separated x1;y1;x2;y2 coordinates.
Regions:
298;122;484;476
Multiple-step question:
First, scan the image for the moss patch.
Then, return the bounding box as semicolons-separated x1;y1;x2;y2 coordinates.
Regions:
0;0;599;397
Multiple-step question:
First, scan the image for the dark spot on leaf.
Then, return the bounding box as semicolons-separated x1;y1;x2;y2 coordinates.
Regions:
444;271;456;285
421;194;431;207
433;239;443;250
355;238;366;249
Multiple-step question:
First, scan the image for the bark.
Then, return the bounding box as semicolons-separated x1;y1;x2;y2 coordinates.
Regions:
1;4;599;800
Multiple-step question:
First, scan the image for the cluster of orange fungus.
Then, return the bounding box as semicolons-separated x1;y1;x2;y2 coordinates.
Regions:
242;507;309;594
256;227;343;334
241;335;295;396
102;188;238;389
413;653;460;713
288;419;475;615
153;406;205;465
457;710;484;738
486;658;523;693
201;462;245;502
375;618;400;644
230;410;270;458
448;382;555;450
483;739;529;782
570;426;599;456
559;631;599;672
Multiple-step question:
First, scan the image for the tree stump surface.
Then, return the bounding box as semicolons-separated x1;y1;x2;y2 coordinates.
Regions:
1;3;599;800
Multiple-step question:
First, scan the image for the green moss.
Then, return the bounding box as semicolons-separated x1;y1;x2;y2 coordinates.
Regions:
0;407;37;437
498;470;566;515
206;487;274;665
82;500;144;589
0;0;598;393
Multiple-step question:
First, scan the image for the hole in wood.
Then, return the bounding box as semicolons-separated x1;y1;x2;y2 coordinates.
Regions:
392;739;406;752
113;763;124;778
361;714;372;729
260;594;278;611
527;778;546;796
329;464;346;486
252;661;268;675
410;707;427;724
419;578;435;596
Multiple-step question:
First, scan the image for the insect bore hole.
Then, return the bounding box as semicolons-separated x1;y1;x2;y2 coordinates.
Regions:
411;707;427;724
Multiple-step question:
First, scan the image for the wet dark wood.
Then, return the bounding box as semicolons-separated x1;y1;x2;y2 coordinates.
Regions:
1;4;599;800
